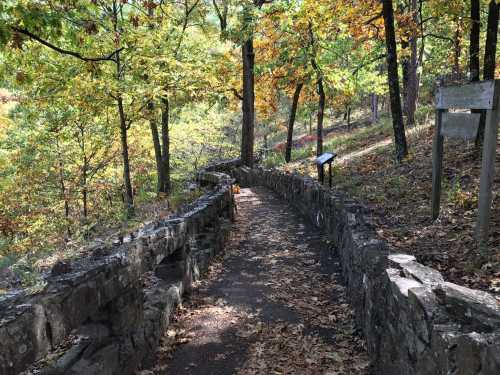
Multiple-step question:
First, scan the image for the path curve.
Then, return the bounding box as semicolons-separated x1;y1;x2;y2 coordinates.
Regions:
141;187;370;375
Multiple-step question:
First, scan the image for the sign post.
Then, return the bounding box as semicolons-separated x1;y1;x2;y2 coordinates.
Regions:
432;79;499;245
316;152;337;188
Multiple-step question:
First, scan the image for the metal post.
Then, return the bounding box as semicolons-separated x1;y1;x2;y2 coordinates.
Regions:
328;162;332;188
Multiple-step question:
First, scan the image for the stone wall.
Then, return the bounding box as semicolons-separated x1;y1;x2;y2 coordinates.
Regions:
228;165;499;375
0;171;235;375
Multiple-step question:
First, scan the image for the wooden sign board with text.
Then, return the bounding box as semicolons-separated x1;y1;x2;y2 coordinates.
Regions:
432;80;499;245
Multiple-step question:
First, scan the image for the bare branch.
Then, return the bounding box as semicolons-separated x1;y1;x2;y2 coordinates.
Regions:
12;26;123;62
231;88;243;100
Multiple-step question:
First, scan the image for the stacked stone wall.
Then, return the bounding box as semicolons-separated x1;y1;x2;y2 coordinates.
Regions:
0;171;234;375
226;165;499;375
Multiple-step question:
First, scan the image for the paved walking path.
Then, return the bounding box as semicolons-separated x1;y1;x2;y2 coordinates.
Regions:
142;187;369;375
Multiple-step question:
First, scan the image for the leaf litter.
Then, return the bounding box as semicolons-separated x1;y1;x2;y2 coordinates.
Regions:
139;187;370;374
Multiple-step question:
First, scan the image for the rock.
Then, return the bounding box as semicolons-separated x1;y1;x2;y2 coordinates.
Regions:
401;261;444;288
68;343;119;375
434;282;500;331
51;261;72;277
388;253;416;266
0;267;21;289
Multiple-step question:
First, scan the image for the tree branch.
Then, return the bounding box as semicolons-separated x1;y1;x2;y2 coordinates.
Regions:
352;54;386;76
423;33;454;43
12;26;123;62
231;88;243;100
365;12;383;25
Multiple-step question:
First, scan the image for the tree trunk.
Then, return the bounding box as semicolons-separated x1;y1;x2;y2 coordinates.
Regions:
317;78;325;157
470;0;482;148
476;0;498;146
483;0;499;81
285;82;303;162
309;112;313;135
401;34;410;121
408;0;419;126
56;149;71;236
117;96;134;217
347;106;351;130
400;0;418;128
470;0;481;82
82;154;88;219
371;93;379;124
112;3;134;217
241;38;255;167
382;0;408;162
148;101;164;194
212;0;228;34
58;160;70;220
160;97;171;194
453;20;462;76
316;77;325;178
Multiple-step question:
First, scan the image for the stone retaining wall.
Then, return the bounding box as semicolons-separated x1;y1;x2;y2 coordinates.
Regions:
225;164;499;375
0;171;234;375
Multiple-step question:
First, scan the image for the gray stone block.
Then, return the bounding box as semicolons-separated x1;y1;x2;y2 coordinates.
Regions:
434;282;500;331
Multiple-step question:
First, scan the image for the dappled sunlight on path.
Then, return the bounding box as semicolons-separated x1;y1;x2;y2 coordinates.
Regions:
337;123;431;164
140;187;370;375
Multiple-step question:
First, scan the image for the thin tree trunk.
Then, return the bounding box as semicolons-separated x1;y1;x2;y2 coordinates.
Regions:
371;93;379;124
382;0;408;162
400;0;418;128
470;0;482;147
317;78;325;157
241;37;255;167
316;77;325;178
148;101;164;194
408;0;419;126
347;106;351;130
113;2;134;217
212;0;228;34
483;0;499;81
285;82;303;162
470;0;481;82
476;0;498;147
58;161;70;220
308;21;325;161
453;20;462;76
417;0;425;98
82;154;88;219
309;112;313;135
117;95;134;216
56;147;70;236
161;97;171;194
401;23;411;121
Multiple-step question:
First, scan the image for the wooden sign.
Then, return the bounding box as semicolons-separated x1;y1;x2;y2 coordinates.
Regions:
432;79;499;245
440;113;480;140
436;80;497;110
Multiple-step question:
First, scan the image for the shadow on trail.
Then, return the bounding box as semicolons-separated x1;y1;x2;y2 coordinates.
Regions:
144;187;370;375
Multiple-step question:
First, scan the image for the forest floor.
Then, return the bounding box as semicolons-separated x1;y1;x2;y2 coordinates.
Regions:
140;187;369;375
275;114;499;297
